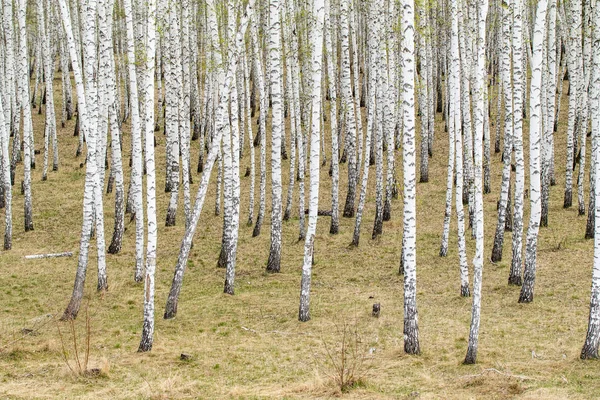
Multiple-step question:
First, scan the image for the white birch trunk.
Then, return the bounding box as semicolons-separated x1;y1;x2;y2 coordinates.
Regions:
299;0;325;322
509;0;525;286
266;0;283;273
138;0;157;352
401;0;420;355
123;0;145;282
581;2;600;357
519;0;548;303
464;0;488;365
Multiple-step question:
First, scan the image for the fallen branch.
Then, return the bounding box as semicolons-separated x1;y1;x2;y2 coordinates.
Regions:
303;208;333;217
25;252;73;260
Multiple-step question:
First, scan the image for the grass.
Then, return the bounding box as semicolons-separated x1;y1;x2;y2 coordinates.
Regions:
0;76;599;399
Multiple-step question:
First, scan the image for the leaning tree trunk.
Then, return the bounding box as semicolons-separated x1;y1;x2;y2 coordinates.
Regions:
59;0;102;319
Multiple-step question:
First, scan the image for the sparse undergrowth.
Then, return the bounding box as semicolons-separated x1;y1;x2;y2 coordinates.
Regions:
0;77;599;399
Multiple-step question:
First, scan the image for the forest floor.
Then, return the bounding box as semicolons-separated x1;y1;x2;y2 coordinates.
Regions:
1;78;600;399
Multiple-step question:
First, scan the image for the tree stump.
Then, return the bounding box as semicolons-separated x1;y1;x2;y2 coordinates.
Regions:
372;303;381;318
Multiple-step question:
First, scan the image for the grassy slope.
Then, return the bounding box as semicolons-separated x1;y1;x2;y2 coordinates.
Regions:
0;76;599;399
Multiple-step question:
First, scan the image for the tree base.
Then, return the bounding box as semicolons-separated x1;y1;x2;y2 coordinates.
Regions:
461;285;470;297
508;275;522;286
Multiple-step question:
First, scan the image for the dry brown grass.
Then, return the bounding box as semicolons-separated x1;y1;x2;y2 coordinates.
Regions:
0;76;599;399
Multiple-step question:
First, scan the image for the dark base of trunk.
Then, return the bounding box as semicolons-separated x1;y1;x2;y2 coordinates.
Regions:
420;175;429;183
439;245;447;257
372;218;382;240
298;308;310;322
252;215;263;237
403;334;420;355
61;299;81;321
164;301;177;320
540;212;548;227
266;251;281;273
108;237;122;254
165;208;176;226
461;284;470;297
463;350;477;365
197;155;204;173
518;277;534;303
585;215;595;239
224;280;234;295
329;220;339;235
106;175;114;194
581;341;600;359
283;209;291;221
518;291;533;303
578;204;585;216
217;246;227;268
508;275;522;286
564;191;572;208
137;334;153;352
340;149;347;164
343;193;355;218
97;277;108;292
383;200;391;221
491;243;503;263
253;132;261;148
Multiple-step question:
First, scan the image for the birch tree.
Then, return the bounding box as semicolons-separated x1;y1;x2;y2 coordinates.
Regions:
581;2;600;358
401;0;420;355
464;0;488;364
299;0;325;322
266;0;284;273
138;0;157;353
519;0;547;303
